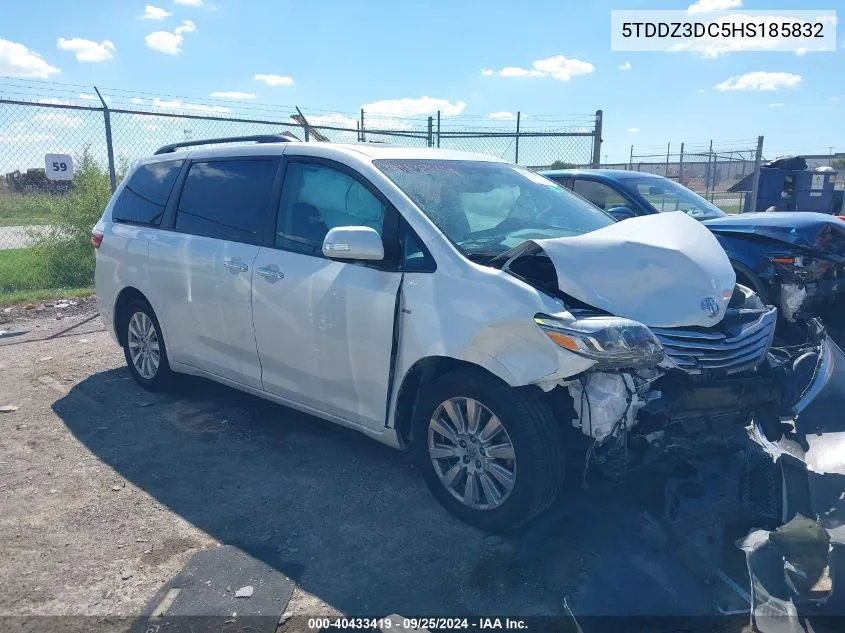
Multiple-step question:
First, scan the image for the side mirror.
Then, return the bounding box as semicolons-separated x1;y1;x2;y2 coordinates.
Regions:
606;206;636;221
322;226;384;261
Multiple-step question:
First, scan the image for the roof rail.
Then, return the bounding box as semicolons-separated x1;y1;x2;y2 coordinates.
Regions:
153;134;292;155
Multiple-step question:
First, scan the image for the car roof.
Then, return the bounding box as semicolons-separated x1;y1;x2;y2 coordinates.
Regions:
142;141;505;164
541;168;664;181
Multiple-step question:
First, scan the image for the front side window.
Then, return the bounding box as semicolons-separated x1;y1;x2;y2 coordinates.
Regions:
625;176;726;220
572;179;629;211
275;162;386;255
112;159;183;226
175;159;276;244
374;159;613;258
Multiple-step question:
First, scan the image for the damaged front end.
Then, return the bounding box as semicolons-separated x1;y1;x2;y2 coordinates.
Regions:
544;290;829;481
495;213;838;481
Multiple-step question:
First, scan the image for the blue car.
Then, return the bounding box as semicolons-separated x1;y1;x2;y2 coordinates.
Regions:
541;169;845;323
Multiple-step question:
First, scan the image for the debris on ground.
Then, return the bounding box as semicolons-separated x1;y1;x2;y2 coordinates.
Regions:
234;585;253;598
0;405;19;413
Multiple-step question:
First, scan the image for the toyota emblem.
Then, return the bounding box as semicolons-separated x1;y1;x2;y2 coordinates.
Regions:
701;297;720;318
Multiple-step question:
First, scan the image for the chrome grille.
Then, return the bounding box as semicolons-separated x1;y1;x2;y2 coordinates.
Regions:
651;307;777;374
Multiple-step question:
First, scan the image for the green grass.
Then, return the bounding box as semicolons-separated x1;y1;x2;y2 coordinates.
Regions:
0;192;57;227
0;247;52;294
0;286;93;308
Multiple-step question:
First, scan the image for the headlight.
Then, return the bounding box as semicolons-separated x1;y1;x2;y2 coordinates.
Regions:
534;314;665;369
771;256;834;281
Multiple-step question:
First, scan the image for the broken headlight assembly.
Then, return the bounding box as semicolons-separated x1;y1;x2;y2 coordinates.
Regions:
534;314;665;369
771;255;836;281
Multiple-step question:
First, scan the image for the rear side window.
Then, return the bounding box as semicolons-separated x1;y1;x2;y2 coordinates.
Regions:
175;160;276;245
112;160;183;226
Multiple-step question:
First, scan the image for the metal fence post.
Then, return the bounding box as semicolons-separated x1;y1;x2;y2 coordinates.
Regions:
678;142;685;184
628;145;633;170
665;142;671;177
515;111;521;165
94;86;117;192
427;116;433;147
436;110;441;148
360;109;365;143
705;140;714;201
748;135;764;214
591;110;603;168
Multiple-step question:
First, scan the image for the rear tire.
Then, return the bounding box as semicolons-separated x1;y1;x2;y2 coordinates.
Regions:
412;369;566;533
121;299;172;391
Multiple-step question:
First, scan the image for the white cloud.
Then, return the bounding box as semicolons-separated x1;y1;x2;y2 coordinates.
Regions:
31;112;84;128
688;0;742;15
209;91;257;100
769;102;784;107
482;55;594;81
254;73;294;86
487;111;516;120
698;88;706;93
78;93;97;100
714;71;801;91
142;5;171;20
796;48;808;56
618;61;632;70
627;127;640;133
131;97;145;105
37;97;71;105
0;133;56;143
57;38;115;62
362;96;466;117
0;39;60;78
174;0;203;5
152;97;229;114
145;20;195;54
297;113;358;128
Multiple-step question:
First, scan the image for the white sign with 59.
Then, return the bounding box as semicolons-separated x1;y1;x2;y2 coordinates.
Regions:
45;153;74;181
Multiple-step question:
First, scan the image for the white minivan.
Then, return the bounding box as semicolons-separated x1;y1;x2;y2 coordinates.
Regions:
95;136;836;532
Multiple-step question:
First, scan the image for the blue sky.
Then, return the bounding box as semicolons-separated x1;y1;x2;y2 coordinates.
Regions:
0;0;842;163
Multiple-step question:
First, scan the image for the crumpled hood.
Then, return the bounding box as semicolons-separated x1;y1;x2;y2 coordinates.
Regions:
702;212;845;255
532;212;736;328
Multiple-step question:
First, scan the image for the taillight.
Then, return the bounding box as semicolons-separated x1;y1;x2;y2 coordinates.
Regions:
91;231;103;248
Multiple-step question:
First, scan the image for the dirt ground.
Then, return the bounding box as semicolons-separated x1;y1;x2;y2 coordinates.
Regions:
0;302;610;624
1;300;824;631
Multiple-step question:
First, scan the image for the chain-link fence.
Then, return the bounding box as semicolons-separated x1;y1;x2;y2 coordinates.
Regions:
610;138;765;214
0;83;600;300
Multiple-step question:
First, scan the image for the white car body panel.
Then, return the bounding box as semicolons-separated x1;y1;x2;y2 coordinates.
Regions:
252;245;402;430
147;232;263;389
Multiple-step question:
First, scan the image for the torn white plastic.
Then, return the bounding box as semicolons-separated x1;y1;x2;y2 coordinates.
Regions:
533;212;736;328
568;372;646;441
780;283;807;323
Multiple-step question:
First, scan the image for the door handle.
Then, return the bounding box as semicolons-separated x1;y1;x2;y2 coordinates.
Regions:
256;267;285;280
223;258;249;272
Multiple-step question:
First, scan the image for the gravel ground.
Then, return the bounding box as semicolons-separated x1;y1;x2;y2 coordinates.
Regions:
2;301;838;630
0;304;603;625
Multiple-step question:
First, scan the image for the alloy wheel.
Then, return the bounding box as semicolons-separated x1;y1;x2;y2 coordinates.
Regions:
127;311;160;380
427;397;517;510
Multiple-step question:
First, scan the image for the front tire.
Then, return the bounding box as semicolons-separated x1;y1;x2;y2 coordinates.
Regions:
122;299;172;391
412;369;566;533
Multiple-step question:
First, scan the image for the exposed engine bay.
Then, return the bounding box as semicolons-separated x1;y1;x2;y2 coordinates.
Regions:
493;240;830;481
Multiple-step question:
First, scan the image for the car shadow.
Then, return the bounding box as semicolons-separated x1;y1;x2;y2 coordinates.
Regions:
57;364;834;620
54;368;621;618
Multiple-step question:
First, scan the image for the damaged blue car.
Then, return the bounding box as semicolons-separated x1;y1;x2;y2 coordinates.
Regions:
542;169;845;324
